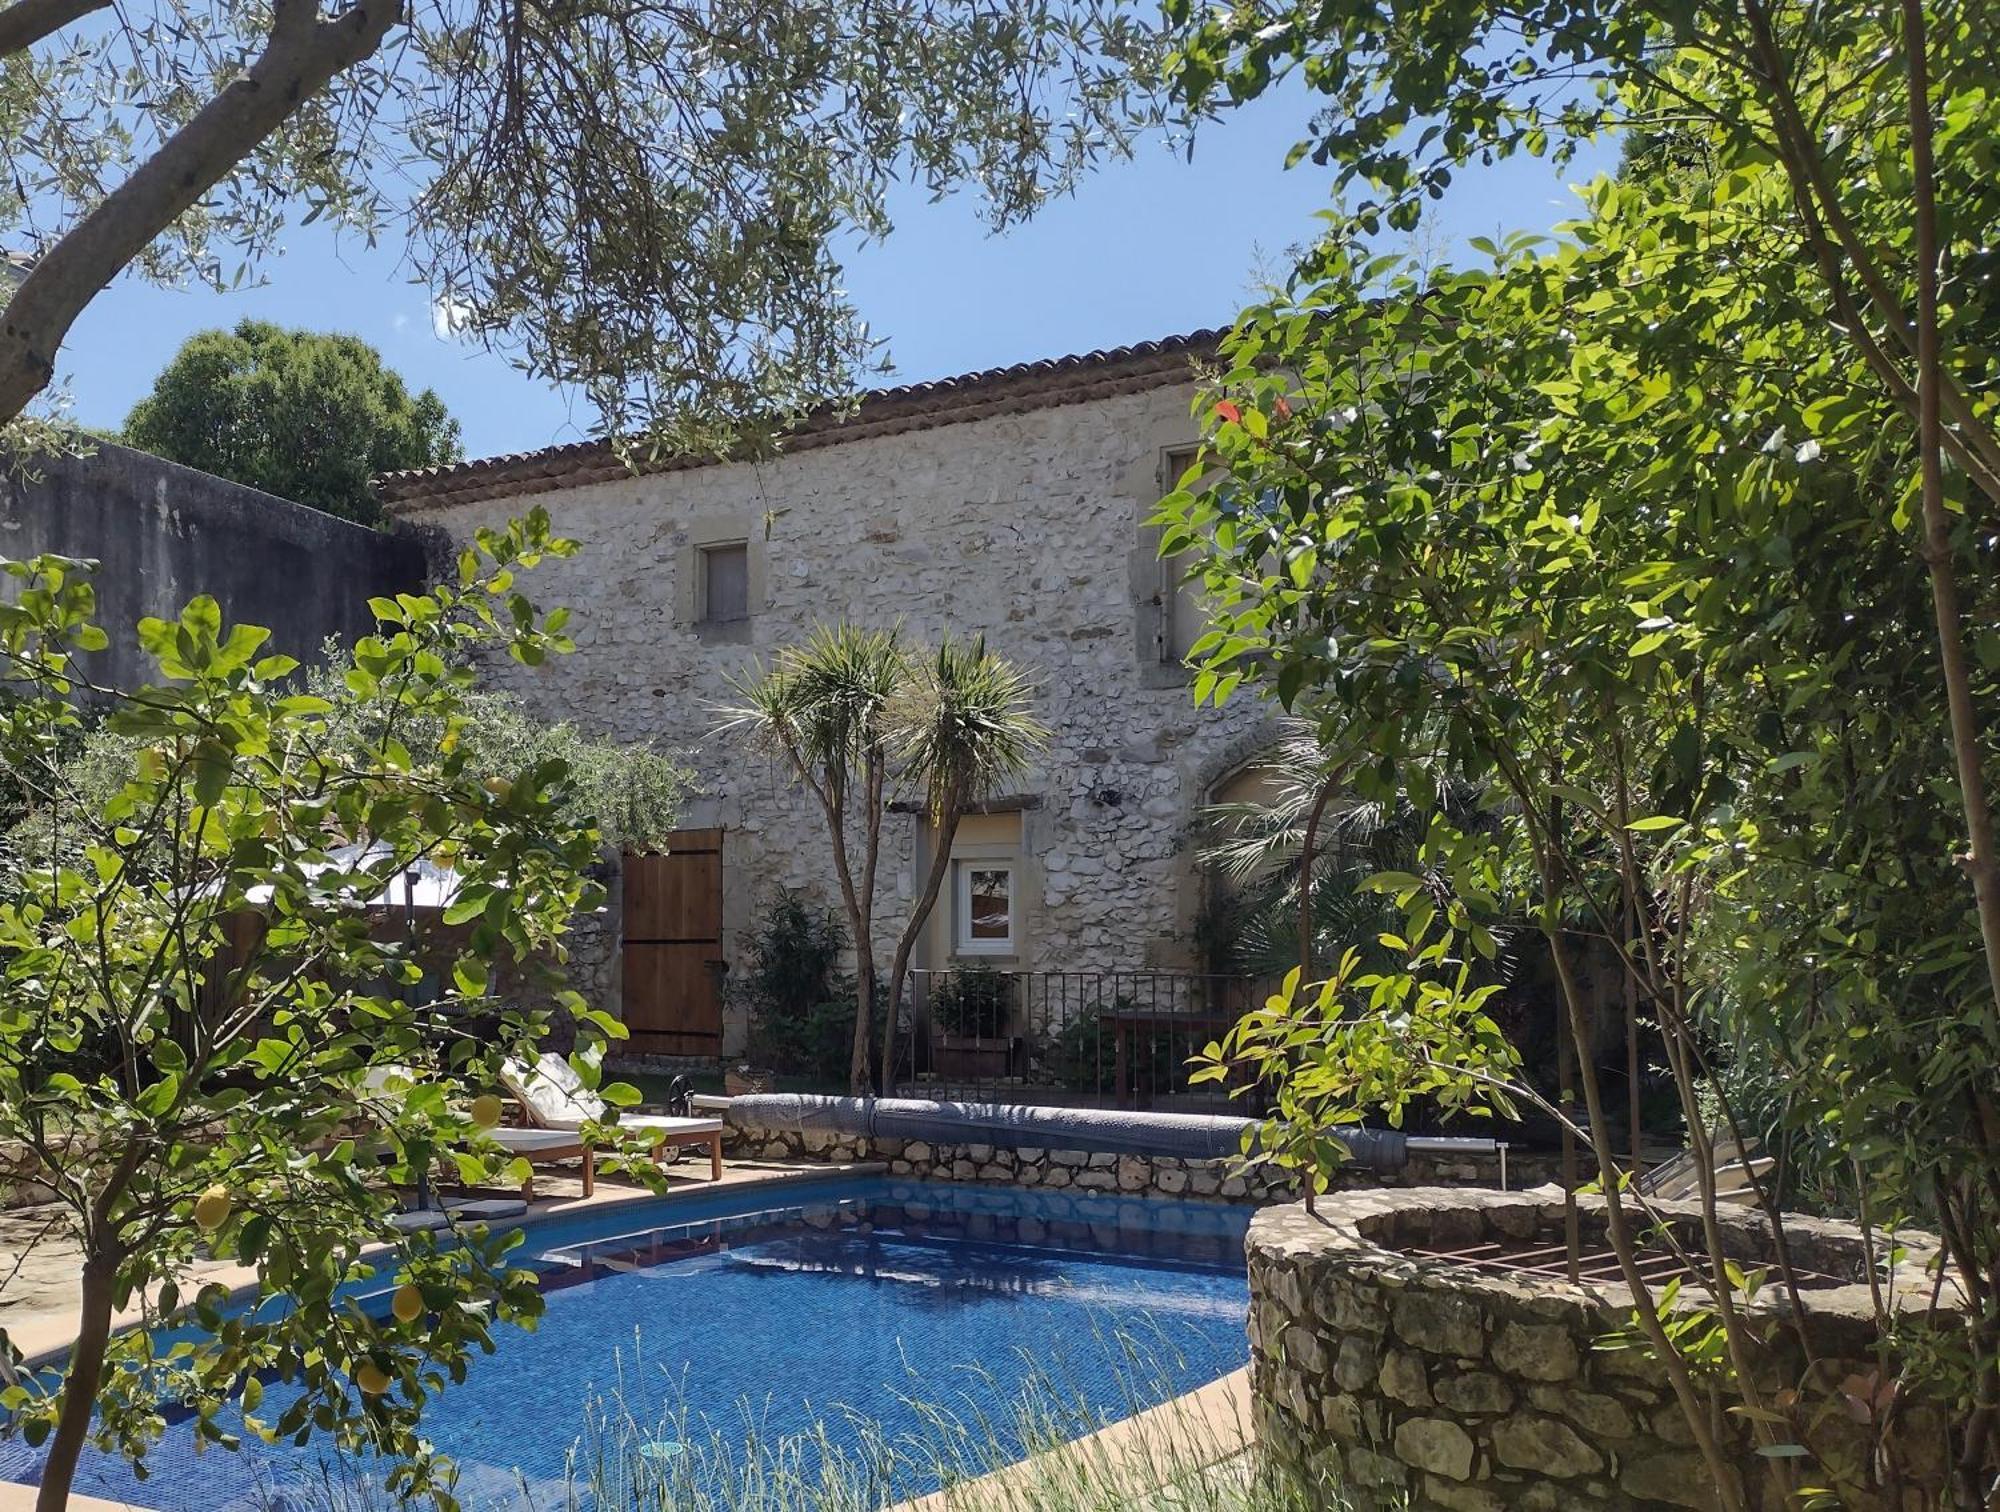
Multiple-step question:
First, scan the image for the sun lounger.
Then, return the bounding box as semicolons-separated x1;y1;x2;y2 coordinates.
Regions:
351;1064;597;1199
1640;1134;1775;1208
502;1053;725;1181
488;1124;595;1198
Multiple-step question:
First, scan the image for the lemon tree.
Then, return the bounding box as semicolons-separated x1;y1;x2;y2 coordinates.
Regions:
0;510;653;1511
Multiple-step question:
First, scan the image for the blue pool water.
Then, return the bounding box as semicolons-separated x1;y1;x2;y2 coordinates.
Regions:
1;1177;1251;1509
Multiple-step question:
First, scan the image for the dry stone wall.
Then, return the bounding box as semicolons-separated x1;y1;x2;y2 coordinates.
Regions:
398;386;1278;1051
720;1122;1551;1205
1247;1188;1956;1512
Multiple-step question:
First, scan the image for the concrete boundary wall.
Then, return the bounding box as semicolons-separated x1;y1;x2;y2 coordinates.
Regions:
1;442;426;689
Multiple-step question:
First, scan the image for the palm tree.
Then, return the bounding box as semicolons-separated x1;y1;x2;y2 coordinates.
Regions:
718;628;1042;1096
879;637;1046;1088
717;625;906;1093
1199;720;1503;981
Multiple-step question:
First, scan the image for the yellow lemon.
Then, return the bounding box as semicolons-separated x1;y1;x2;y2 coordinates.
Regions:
355;1362;392;1397
391;1284;424;1325
193;1185;232;1232
469;1093;504;1130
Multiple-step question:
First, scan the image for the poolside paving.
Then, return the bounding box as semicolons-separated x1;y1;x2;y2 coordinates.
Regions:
0;1154;845;1364
897;1367;1253;1511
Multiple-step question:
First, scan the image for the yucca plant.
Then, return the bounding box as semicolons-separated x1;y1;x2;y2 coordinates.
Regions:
879;637;1047;1088
716;625;908;1094
717;629;1041;1095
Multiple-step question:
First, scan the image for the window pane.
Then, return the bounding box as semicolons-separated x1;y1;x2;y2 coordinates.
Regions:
967;867;1011;942
704;544;749;621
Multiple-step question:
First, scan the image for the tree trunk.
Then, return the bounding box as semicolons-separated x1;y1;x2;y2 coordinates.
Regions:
1898;0;2000;1036
0;0;108;56
821;791;876;1099
35;1252;117;1512
0;0;402;422
848;949;876;1095
849;753;886;1094
880;801;963;1091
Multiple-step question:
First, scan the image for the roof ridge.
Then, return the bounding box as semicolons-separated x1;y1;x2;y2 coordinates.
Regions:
376;327;1223;510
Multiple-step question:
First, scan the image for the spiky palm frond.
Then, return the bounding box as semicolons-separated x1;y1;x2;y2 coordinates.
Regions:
1198;721;1407;895
894;635;1046;817
712;624;908;795
1196;718;1514;980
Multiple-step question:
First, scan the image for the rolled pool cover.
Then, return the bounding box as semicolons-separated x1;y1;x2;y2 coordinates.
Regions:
723;1094;1457;1175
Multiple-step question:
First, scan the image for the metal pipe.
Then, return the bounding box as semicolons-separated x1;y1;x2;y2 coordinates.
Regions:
1404;1136;1503;1155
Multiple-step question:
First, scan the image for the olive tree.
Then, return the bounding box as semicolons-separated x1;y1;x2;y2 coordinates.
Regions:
1;0;1162;446
0;511;659;1511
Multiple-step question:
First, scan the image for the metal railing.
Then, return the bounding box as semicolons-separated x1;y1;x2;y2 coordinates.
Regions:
895;969;1273;1113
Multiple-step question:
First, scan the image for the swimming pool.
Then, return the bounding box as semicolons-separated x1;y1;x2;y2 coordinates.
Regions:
1;1176;1252;1509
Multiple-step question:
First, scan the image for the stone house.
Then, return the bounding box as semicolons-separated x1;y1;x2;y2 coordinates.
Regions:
377;332;1282;1060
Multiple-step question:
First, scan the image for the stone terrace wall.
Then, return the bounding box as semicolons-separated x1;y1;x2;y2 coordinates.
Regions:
722;1123;1556;1206
1246;1188;1955;1512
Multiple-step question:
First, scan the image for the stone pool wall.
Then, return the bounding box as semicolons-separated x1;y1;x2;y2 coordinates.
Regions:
721;1123;1553;1205
1245;1187;1956;1512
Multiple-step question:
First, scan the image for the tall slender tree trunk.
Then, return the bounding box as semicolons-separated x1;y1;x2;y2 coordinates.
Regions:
830;832;876;1099
36;1252;117;1512
848;754;885;1095
1898;12;2000;1499
1899;0;2000;1035
880;802;964;1091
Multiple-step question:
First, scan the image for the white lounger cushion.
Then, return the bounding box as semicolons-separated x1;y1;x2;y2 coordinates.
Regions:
487;1126;585;1154
502;1054;602;1128
621;1114;726;1137
502;1054;723;1136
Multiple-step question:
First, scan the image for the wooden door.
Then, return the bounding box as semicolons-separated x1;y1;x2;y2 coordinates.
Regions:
621;829;726;1055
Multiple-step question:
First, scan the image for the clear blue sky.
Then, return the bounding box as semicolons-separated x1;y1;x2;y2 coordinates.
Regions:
54;91;1617;461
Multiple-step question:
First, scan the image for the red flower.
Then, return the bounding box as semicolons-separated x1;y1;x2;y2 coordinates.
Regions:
1273;397;1292;420
1214;400;1242;426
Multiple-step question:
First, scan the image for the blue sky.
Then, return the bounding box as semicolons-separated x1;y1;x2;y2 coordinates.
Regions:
54;90;1618;460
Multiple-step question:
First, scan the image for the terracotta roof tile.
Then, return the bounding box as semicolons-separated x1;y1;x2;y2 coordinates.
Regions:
375;328;1223;511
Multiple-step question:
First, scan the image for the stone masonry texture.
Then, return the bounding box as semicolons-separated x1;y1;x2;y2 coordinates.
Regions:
1245;1188;1959;1512
398;385;1281;1051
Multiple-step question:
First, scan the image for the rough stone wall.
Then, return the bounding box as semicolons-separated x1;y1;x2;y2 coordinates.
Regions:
720;1123;1549;1205
1246;1189;1956;1512
561;856;622;1032
398;387;1280;1049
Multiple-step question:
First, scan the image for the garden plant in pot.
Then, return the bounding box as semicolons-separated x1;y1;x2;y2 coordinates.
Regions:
927;966;1016;1081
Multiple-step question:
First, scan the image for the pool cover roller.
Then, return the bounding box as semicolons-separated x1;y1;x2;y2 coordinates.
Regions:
723;1094;1501;1177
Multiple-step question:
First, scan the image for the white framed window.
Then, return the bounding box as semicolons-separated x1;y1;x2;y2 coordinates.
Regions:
700;542;750;623
954;861;1015;954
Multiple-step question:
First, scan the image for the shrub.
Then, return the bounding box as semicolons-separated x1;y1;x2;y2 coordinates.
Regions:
927;966;1014;1039
738;892;860;1083
1041;1000;1186;1095
747;999;866;1084
738;891;846;1017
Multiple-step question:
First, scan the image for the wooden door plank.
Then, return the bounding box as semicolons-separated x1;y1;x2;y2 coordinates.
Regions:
620;830;726;1045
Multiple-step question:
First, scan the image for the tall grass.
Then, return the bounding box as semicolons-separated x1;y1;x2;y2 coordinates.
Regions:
284;1339;1341;1512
